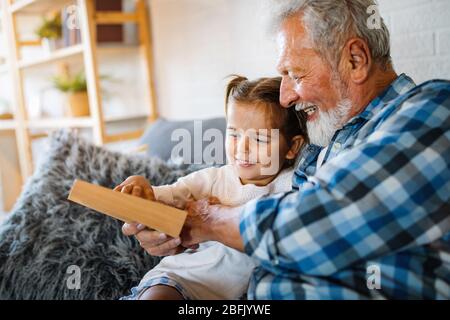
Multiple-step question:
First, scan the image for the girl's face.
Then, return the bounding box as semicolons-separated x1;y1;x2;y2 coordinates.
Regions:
225;101;294;186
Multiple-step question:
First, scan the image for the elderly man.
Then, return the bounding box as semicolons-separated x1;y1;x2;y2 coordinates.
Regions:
124;0;450;299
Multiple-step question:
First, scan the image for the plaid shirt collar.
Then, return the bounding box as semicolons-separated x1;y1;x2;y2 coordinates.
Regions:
349;73;416;123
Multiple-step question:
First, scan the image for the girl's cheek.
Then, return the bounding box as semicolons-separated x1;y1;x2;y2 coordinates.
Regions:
248;139;260;162
225;139;236;160
258;142;274;166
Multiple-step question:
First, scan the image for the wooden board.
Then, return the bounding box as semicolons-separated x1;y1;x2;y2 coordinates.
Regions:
68;179;187;237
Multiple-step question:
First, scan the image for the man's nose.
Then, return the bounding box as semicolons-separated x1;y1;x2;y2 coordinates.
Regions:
280;78;300;108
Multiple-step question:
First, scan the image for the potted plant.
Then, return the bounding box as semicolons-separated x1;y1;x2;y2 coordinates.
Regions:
52;71;90;117
35;13;63;52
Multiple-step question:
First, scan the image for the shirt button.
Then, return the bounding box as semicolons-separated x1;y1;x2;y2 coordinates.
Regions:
273;258;280;265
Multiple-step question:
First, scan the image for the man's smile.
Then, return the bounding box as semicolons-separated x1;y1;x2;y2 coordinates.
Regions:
296;104;318;121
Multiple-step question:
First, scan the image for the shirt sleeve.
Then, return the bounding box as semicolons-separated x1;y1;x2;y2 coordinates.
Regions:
153;167;219;209
239;83;450;277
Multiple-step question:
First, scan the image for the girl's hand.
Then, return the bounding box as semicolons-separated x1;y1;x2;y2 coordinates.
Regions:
114;175;155;201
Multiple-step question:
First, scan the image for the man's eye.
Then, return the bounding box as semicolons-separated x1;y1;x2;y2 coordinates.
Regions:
288;72;302;83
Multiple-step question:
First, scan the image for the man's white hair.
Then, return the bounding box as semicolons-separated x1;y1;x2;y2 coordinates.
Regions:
271;0;391;69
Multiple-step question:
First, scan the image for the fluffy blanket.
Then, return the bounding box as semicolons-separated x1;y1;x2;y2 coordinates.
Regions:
0;130;202;299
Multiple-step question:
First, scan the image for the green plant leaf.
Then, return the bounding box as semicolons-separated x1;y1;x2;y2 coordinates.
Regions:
52;71;87;93
35;14;62;39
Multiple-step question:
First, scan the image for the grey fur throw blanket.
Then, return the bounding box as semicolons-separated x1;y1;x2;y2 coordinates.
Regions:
0;130;202;299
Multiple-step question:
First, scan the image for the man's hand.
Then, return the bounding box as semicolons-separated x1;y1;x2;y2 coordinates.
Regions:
181;197;245;252
122;222;191;256
181;197;221;247
114;175;155;200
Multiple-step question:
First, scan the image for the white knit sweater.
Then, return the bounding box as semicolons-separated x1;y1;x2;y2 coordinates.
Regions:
153;164;294;208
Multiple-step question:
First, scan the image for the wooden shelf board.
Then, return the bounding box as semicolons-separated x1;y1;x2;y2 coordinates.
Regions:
9;0;75;14
18;44;83;69
95;12;138;25
97;44;140;50
27;117;94;129
0;120;17;130
104;113;149;123
25;114;148;129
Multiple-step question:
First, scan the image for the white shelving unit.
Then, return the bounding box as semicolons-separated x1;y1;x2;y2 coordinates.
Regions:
0;0;158;211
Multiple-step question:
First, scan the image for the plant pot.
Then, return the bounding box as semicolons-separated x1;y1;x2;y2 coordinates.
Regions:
41;38;62;53
67;91;90;117
0;113;13;120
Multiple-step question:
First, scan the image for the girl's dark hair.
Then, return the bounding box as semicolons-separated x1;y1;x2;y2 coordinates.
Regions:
225;75;309;145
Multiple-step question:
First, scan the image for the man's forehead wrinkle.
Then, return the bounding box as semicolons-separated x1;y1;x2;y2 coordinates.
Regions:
278;46;315;74
278;31;313;59
277;16;316;74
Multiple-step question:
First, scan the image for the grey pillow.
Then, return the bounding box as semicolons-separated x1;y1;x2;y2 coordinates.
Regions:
0;130;203;300
139;117;227;165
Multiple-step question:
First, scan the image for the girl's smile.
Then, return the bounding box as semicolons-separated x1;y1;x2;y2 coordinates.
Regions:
235;159;257;168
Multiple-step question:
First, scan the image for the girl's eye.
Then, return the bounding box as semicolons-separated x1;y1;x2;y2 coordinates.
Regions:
256;137;269;144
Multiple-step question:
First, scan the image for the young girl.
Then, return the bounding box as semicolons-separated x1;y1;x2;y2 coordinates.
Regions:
119;76;308;300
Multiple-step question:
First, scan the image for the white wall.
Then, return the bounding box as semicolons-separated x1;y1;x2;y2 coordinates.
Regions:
149;0;277;120
149;0;450;121
378;0;450;83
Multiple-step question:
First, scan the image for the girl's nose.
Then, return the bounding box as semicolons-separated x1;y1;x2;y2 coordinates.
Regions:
237;135;250;158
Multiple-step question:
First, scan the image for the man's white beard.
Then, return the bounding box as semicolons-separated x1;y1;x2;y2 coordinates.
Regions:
306;99;352;147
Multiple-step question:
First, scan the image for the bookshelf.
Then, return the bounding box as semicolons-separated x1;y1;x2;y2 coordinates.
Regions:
0;0;158;211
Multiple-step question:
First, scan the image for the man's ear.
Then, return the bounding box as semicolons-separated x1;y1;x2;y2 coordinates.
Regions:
286;135;304;160
342;37;372;84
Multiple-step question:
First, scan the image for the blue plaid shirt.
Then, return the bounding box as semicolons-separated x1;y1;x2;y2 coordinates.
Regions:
240;74;450;299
